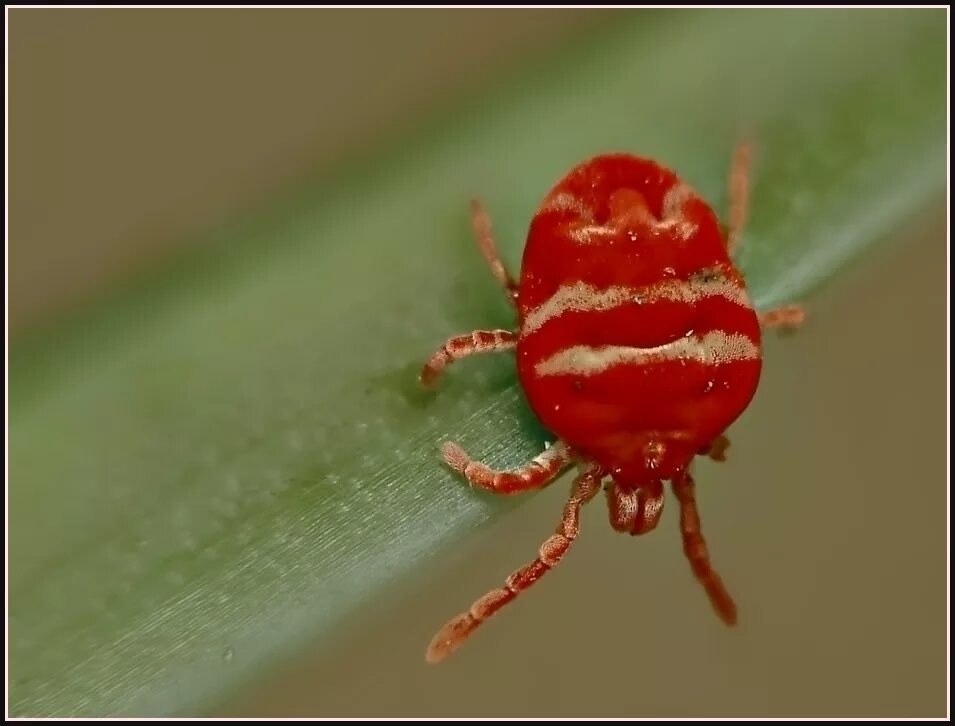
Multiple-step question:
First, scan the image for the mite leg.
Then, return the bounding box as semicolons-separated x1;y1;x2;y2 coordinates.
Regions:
699;434;730;462
725;144;807;332
426;463;603;664
442;440;572;495
672;470;738;625
758;304;806;330
471;198;519;305
419;329;517;387
726;142;751;256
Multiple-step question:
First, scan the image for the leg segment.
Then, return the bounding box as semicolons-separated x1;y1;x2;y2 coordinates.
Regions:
699;434;730;462
726;142;751;256
758;304;806;330
442;440;572;495
426;464;603;664
470;199;518;305
672;470;737;625
724;144;806;333
419;329;517;386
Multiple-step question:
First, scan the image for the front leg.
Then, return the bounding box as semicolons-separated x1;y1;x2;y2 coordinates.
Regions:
426;462;602;663
442;440;573;494
672;470;737;626
699;434;730;462
419;329;517;386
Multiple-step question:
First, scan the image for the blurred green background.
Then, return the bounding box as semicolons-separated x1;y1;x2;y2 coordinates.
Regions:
8;7;947;718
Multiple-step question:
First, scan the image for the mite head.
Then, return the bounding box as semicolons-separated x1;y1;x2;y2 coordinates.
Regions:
603;436;697;535
605;478;665;535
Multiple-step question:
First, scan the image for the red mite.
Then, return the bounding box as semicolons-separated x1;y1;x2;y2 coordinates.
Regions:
419;147;805;664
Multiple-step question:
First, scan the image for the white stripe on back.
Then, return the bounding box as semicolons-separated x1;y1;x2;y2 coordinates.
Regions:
534;331;759;377
521;279;753;336
540;192;594;219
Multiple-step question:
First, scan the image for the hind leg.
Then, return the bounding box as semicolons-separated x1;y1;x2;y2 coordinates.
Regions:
470;199;518;306
725;144;806;332
726;142;752;257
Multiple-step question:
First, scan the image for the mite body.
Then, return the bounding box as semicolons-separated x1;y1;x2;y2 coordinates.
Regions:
421;149;805;664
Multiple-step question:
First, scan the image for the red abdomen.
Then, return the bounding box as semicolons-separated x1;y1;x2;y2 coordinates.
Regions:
515;154;763;485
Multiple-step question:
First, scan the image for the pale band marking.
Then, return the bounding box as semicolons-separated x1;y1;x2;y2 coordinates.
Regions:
540;192;595;219
657;182;698;240
561;182;701;244
534;331;759;377
522;279;753;336
568;224;616;244
661;183;693;219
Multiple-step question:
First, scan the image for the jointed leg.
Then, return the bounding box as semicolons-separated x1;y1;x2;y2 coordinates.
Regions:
442;440;572;495
726;142;751;256
420;329;517;386
724;145;806;331
672;470;738;625
758;304;806;330
699;434;730;462
470;199;518;305
426;463;603;663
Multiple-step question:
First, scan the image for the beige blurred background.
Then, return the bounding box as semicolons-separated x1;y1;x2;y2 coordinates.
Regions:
9;8;947;718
